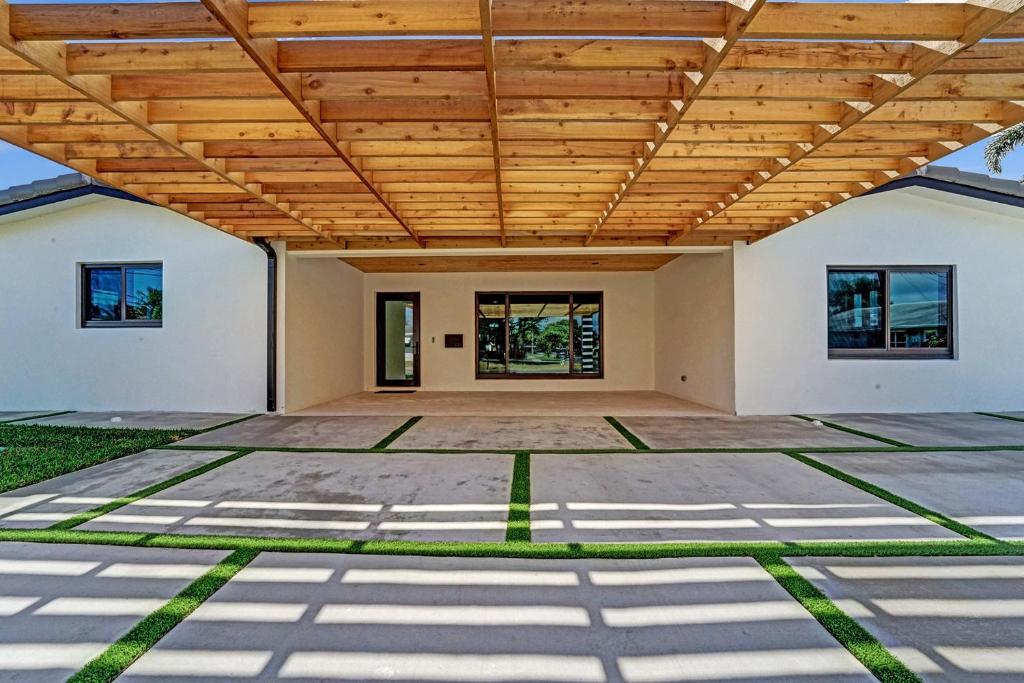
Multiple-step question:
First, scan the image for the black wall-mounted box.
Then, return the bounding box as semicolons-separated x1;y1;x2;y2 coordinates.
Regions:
444;334;463;348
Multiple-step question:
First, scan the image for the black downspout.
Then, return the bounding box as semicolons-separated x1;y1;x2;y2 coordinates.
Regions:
253;239;277;413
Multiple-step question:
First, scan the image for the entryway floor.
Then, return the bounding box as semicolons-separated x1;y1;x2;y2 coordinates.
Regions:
292;390;722;417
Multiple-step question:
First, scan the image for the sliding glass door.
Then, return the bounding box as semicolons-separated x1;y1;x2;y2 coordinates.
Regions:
476;292;602;379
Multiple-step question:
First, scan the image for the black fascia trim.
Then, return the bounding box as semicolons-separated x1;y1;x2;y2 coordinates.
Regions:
0;185;150;217
865;175;1024;210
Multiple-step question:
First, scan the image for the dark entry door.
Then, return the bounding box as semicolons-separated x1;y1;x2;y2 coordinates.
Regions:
376;292;420;387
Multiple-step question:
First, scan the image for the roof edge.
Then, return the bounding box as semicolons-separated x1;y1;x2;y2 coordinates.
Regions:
0;180;149;218
866;165;1024;210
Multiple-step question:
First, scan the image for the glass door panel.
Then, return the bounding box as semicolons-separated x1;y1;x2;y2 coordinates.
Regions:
376;293;419;386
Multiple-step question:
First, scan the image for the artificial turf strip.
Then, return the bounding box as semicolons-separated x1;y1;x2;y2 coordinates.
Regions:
0;424;201;493
3;527;1022;559
372;416;423;449
793;414;912;448
977;411;1024;424
506;451;532;542
784;450;1000;543
67;548;259;683
48;449;256;531
603;416;650;450
0;410;76;424
757;555;922;683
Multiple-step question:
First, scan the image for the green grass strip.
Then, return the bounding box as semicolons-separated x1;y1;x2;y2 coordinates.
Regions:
977;411;1024;424
793;415;912;447
49;449;254;530
604;416;649;450
372;416;423;449
0;410;76;424
506;451;531;542
3;527;1021;559
785;450;999;542
757;555;921;683
68;548;259;683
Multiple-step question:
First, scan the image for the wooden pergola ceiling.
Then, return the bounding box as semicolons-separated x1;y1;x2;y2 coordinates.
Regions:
1;1;1023;251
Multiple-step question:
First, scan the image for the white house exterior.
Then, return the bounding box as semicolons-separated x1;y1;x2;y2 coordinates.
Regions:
2;168;1023;416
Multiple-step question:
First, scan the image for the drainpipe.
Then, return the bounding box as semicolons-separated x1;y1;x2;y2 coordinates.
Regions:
253;238;277;413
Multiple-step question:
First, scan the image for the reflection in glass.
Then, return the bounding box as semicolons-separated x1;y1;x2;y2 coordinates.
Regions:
827;270;884;349
85;267;122;321
477;294;506;375
572;293;601;374
508;294;570;375
383;300;415;381
125;266;163;320
889;270;948;349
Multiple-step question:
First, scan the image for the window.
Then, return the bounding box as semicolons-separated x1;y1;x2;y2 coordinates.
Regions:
827;266;953;358
82;263;163;327
476;292;602;378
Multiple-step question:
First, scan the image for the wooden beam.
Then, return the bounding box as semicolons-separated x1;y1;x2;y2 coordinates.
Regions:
478;0;506;246
198;0;422;245
588;0;767;244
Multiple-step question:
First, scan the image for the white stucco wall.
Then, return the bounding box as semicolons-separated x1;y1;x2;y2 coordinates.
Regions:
362;271;656;391
733;186;1024;415
282;254;364;412
654;252;736;412
0;196;266;412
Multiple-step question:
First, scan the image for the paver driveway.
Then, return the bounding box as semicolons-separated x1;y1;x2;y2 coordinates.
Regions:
2;409;1024;681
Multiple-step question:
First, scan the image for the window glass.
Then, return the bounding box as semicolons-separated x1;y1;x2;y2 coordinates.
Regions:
889;270;949;349
85;267;122;322
827;270;884;349
508;294;570;375
572;293;601;375
477;294;506;375
125;266;163;321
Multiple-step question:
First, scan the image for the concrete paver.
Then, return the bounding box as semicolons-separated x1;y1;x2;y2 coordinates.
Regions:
810;450;1024;540
122;553;874;683
82;451;514;542
179;415;408;448
616;415;881;449
391;416;631;450
531;452;959;543
0;449;238;529
791;556;1024;682
810;413;1024;447
0;542;227;682
20;412;245;430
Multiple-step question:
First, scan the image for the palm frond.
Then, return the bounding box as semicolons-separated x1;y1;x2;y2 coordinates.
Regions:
984;122;1024;177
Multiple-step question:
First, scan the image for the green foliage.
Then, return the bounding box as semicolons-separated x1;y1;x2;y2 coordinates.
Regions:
984;121;1024;179
0;424;197;493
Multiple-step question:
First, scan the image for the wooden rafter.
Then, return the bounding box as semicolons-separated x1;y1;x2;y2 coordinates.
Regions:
0;1;1020;249
479;0;507;246
198;0;421;246
586;0;767;244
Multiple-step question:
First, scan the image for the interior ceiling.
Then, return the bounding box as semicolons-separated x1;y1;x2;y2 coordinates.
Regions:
0;0;1022;252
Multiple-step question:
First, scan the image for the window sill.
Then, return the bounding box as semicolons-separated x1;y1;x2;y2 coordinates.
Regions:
828;352;954;361
82;322;163;329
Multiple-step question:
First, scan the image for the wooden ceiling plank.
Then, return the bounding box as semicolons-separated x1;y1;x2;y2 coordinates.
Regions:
678;0;1024;244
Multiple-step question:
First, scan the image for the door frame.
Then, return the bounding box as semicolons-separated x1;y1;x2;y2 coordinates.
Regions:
375;292;421;387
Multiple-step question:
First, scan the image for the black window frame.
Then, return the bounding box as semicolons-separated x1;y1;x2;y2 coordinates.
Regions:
827;265;955;360
475;291;604;380
81;262;163;328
